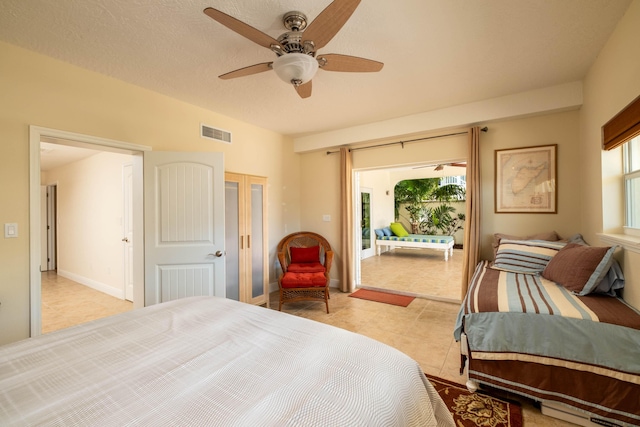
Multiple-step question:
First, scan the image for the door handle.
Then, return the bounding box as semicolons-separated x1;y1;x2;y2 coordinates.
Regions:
122;237;129;243
208;251;224;258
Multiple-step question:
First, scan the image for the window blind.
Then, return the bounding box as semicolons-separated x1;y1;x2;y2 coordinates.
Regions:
602;93;640;151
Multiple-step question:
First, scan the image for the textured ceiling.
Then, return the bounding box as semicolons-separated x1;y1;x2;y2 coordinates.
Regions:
0;0;632;137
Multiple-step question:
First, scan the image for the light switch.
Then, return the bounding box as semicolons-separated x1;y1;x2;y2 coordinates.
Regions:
5;223;18;238
322;215;331;222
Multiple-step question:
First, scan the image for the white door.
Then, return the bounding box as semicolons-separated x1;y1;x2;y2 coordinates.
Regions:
40;186;48;271
123;164;134;301
144;151;225;306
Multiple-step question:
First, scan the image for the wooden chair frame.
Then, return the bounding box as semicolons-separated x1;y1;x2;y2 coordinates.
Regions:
277;231;333;313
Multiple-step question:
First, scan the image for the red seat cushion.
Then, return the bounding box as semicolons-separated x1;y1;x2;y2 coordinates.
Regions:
281;272;327;288
287;262;326;273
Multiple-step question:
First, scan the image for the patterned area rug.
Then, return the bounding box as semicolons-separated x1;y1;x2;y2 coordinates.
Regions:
426;375;523;427
348;288;415;307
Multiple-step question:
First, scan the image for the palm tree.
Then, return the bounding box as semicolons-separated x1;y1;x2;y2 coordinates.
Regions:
394;179;439;233
394;179;465;235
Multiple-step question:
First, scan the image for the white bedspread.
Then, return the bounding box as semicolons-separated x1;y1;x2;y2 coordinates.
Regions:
0;296;453;426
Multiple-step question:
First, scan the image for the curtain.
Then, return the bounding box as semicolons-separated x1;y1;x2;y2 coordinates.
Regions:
340;147;354;292
461;126;481;298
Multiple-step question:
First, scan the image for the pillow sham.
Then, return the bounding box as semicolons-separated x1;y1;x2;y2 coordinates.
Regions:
593;259;625;296
492;231;560;259
290;246;320;264
542;243;617;295
374;229;385;239
382;227;393;236
390;222;409;237
492;239;566;274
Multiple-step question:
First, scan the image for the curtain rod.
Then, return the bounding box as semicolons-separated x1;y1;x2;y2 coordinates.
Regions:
326;126;488;155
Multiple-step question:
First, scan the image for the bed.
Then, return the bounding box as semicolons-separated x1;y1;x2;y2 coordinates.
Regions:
376;234;455;260
454;259;640;426
0;296;454;426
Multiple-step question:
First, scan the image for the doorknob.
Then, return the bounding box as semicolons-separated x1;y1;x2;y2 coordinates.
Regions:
208;251;224;257
122;237;129;243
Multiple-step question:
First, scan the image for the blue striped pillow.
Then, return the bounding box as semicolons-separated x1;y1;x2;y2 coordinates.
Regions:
493;239;566;274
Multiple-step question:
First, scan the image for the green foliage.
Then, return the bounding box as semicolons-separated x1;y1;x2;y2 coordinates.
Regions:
394;179;440;230
394;178;466;236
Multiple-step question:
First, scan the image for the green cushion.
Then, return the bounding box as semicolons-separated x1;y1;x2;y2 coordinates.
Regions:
389;222;409;237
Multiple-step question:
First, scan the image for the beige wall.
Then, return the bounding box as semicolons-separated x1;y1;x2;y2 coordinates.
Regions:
580;0;640;308
0;41;300;345
477;111;582;260
44;152;132;298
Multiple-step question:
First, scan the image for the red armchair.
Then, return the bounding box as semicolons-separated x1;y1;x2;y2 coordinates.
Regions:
277;231;333;313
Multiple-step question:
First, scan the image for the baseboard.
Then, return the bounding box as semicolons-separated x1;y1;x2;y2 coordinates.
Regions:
56;269;124;300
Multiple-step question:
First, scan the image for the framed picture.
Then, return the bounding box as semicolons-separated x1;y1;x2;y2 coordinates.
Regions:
495;144;557;213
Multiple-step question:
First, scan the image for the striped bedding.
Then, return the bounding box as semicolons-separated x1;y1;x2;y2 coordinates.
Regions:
0;296;454;426
455;261;640;425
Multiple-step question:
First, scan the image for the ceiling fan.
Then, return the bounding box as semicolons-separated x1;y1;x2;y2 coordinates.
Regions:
413;162;467;171
203;0;384;98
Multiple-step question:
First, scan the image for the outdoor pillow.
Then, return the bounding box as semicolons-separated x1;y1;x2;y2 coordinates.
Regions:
390;222;409;237
542;243;617;295
374;229;385;238
290;246;320;263
382;227;393;236
492;239;566;274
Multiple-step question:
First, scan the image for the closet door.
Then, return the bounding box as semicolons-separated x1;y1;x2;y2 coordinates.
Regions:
224;173;268;306
224;174;243;301
246;176;268;306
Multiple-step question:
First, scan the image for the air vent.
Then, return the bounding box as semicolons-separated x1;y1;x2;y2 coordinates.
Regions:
200;123;232;144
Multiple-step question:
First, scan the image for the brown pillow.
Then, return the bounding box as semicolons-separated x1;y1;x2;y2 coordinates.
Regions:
542;243;616;294
492;231;560;259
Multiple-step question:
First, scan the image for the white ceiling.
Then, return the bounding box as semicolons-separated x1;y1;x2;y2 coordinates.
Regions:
0;0;631;138
39;142;101;171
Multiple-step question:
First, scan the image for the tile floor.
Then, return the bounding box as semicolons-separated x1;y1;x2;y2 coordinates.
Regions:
360;247;464;302
41;271;133;334
41;270;577;426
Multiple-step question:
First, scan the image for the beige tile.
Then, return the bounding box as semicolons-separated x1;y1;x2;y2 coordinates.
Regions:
41;272;132;334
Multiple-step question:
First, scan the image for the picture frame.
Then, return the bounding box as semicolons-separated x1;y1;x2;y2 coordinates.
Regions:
495;144;557;213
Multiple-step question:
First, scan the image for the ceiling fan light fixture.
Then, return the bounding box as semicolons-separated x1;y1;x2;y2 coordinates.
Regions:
272;53;318;86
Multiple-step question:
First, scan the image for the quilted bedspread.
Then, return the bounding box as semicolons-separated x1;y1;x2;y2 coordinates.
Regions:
0;297;453;426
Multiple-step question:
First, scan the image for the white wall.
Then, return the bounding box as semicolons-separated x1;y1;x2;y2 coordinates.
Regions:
359;170;394;231
44;151;133;298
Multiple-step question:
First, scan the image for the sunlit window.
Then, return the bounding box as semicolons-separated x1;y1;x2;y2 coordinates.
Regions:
624;136;640;231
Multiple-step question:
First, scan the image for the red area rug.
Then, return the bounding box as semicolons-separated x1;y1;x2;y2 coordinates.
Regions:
348;289;415;307
426;375;523;427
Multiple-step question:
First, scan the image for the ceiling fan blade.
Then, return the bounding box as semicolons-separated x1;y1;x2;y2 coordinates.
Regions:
204;7;281;50
219;62;272;80
302;0;360;50
295;81;312;98
450;162;467;167
318;54;383;72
